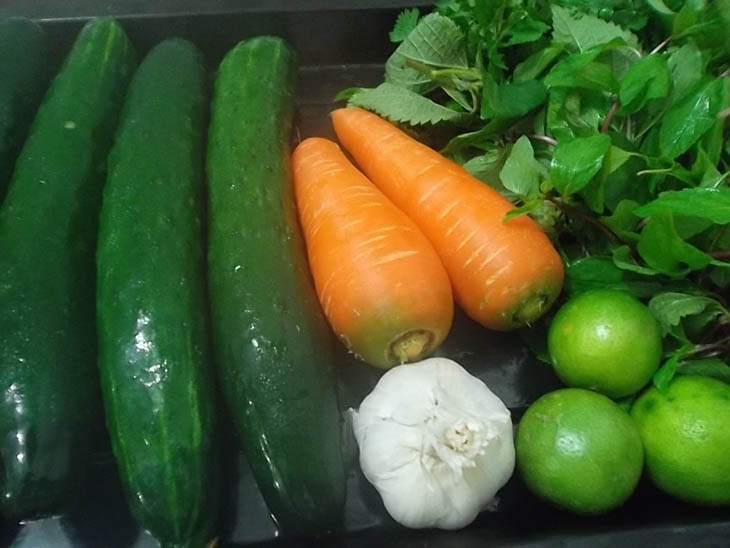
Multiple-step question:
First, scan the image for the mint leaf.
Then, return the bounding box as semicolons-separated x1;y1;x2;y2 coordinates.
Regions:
676;359;730;383
637;210;713;277
648;292;724;336
499;136;541;198
385;13;468;94
601;199;640;237
463;147;511;189
666;42;703;106
348;83;467;126
653;353;681;393
634;188;730;224
390;8;420;43
618;54;672;114
550;134;611;195
544;49;618;92
481;76;547;119
659;77;725;160
514;43;565;82
503;10;550;46
613;245;660;275
504;200;543;222
551;5;640;52
566;256;663;297
601;146;636;179
646;0;676;16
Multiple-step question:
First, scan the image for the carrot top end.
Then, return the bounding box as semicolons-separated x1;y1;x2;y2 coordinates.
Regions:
388;329;435;365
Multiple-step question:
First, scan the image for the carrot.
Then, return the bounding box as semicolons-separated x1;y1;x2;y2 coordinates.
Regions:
292;137;453;369
331;107;564;331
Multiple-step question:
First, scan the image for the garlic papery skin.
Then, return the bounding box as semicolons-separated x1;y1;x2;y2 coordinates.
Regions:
351;357;515;530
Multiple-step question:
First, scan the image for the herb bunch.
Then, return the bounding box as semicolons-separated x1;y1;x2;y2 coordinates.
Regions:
338;0;730;390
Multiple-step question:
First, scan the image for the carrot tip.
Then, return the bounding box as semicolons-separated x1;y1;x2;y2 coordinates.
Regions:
388;329;435;365
509;291;554;328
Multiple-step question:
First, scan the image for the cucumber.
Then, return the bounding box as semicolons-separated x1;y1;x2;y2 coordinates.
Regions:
206;37;346;534
96;39;218;547
0;18;136;519
0;18;49;201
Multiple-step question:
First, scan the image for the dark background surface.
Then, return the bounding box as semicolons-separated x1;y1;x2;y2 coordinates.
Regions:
1;2;729;547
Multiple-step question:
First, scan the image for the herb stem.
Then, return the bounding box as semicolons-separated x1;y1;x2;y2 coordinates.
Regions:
719;107;730;120
547;197;620;246
649;37;671;55
721;67;730;78
405;59;482;83
528;134;557;146
626;116;632;140
601;100;619;133
687;337;730;359
709;250;730;260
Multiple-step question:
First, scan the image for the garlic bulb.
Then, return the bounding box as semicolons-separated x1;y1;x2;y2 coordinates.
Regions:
351;357;515;530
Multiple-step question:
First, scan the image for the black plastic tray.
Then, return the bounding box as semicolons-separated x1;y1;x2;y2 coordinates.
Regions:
1;1;729;547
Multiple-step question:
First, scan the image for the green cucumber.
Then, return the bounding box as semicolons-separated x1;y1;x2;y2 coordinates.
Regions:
0;18;49;201
206;36;346;534
0;18;136;519
96;38;218;547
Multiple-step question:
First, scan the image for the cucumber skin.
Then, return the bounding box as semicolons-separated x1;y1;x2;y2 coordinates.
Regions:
96;39;218;547
206;37;346;534
0;18;49;201
0;18;136;519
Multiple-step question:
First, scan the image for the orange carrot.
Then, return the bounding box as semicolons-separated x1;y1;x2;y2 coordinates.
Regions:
331;107;564;330
292;137;453;368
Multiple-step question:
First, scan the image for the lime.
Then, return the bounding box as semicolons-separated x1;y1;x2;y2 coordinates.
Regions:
547;289;662;399
630;375;730;506
516;388;644;515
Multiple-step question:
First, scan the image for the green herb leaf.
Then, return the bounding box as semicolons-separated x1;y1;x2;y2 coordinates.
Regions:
462;147;511;189
648;292;724;335
618;54;672;114
348;83;467;125
551;5;640;52
612;245;660;275
653;353;681;393
676;359;730;383
550;134;612;195
503;10;550;46
666;42;704;106
504;199;543;222
544;49;618;92
601;198;640;237
637;210;713;276
499;136;541;198
646;0;676;16
514;43;565;82
602;146;636;178
385;13;468;93
659;77;725;160
634;188;730;224
441;117;514;155
390;8;420;43
482;76;547;119
566;256;663;297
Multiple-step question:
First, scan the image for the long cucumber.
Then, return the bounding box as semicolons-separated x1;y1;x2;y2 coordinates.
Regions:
0;18;136;519
206;36;346;534
96;38;218;547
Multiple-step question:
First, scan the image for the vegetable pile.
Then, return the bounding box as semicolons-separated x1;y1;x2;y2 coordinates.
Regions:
2;1;730;544
341;0;730;388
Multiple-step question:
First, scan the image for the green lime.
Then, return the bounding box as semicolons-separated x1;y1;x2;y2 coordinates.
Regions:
547;289;662;399
630;375;730;506
516;388;644;515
